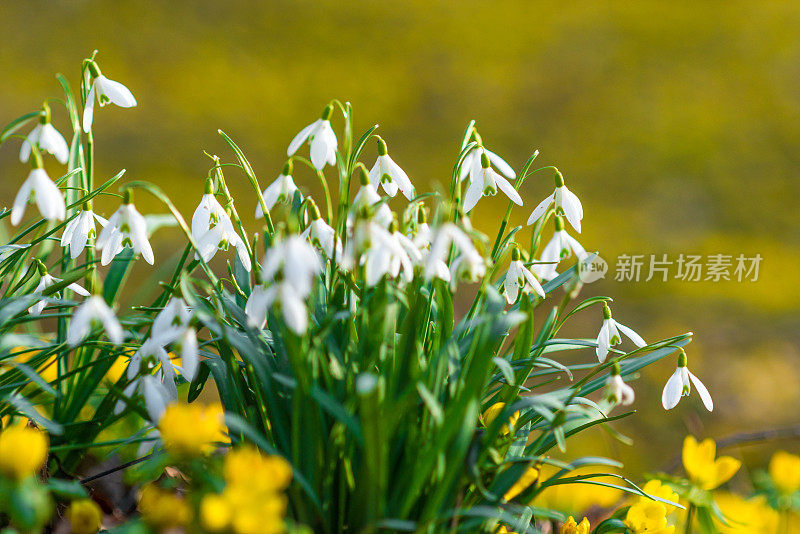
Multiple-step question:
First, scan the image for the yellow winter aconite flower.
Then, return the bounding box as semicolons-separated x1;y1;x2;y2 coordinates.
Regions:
560;516;590;534
158;402;226;457
138;484;192;530
682;435;740;490
713;492;779;533
503;465;539;501
625;501;675;534
639;479;680;507
769;450;800;494
65;499;103;534
224;446;292;492
482;402;519;435
534;466;622;514
0;423;48;479
200;493;233;532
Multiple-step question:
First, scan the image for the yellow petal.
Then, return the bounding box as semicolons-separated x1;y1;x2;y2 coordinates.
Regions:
711;456;741;489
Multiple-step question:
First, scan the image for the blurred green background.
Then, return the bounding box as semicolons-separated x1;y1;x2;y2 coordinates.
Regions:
2;0;799;477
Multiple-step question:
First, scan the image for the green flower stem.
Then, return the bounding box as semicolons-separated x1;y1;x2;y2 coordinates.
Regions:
684;503;695;534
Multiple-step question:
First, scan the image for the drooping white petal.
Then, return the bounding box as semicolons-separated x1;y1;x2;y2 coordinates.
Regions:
661;368;685;410
458;151;475;182
494;173;523;206
40;124;69;164
521;267;546;298
280;285;308;334
141;375;169;422
615;322;647;348
82;83;96;133
31;170;66;222
559;186;583;233
177;328;199;381
19;124;42;163
462;178;483;213
596;322;611;362
96;76;137;108
526;193;555;227
485;148;516;179
287;120;318;156
10;174;35;226
688;371;714;412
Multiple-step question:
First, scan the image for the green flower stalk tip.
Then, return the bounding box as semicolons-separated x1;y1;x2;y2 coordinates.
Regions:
86;60;101;78
204;177;214;195
603;304;613;319
377;137;388;156
321;104;333;121
511;246;521;261
308;199;321;220
122;188;133;204
39;103;51;124
35;259;47;276
611;362;622;376
417;209;426;224
480;150;491;169
554;170;565;188
389;219;399;233
678;348;688;367
554;215;565;231
283;160;293;176
358;166;370;186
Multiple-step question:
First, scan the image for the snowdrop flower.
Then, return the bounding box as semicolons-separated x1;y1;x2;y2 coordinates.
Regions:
662;349;713;411
605;363;635;407
96;190;154;265
28;261;90;315
127;338;174;381
60;204;108;260
82;60;137;133
526;170;583;233
424;223;481;281
245;283;309;334
173;327;199;382
463;151;522;213
369;138;415;200
459;129;516;183
116;373;176;422
301;200;341;260
350;168;393;228
191;182;251;271
410;211;432;250
261;235;322;297
503;247;545;304
449;252;487;289
20;107;69;165
256;161;302;218
11;166;66;226
151;297;193;346
535;216;586;281
67;295;124;347
596;304;647;362
362;222;420;286
286;104;337;170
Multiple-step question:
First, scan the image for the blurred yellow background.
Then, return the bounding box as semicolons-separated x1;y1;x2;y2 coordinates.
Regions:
2;1;799;476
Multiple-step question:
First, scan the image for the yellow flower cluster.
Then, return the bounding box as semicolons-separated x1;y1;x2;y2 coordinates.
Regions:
769;450;800;495
559;516;590;533
201;447;292;534
138;484;193;530
66;499;103;534
714;492;779;533
0;423;48;480
158;402;227;457
682;435;740;490
625;480;681;534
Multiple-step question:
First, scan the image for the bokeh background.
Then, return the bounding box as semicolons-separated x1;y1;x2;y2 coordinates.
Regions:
2;1;799;478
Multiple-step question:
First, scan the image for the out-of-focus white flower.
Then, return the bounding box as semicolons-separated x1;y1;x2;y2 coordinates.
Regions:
350;166;394;228
605;363;635;407
424;223;481;281
173;327;199;381
151;297;193;345
369;138;415;200
96;192;154;266
462;151;522;213
527;170;583;233
595;304;647;362
245;283;309;334
127;338;172;380
364;222;420;286
449;252;486;289
28;262;90;315
67;295;124;346
256;161;302;217
11;168;66;226
503;248;545;304
82;61;137;132
662;349;713;411
534;216;586;281
61;208;108;260
286;104;337;170
261;235;322;297
20;112;69;165
191;186;251;271
301;200;341;260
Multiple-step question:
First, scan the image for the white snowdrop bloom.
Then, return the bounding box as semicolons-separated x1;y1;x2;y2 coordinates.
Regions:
151;297;193;346
369;138;415;200
173;327;199;382
142;373;177;422
595;304;647;362
503;248;545;304
11;167;66;226
61;208;108;260
526;170;583;233
245;283;309;334
423;223;482;281
96;193;154;266
20;114;69;165
28;264;90;315
301;201;341;260
191;187;251;271
127;338;173;380
67;295;124;347
261;235;322;297
605;363;635;407
411;221;432;250
362;222;420;286
535;216;587;281
286;104;338;170
82;61;137;133
662;349;713;412
350;173;394;229
449;252;487;290
462;151;522;213
256;161;302;218
458;129;516;183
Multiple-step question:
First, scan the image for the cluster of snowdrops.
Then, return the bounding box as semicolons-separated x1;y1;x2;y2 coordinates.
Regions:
0;51;778;533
